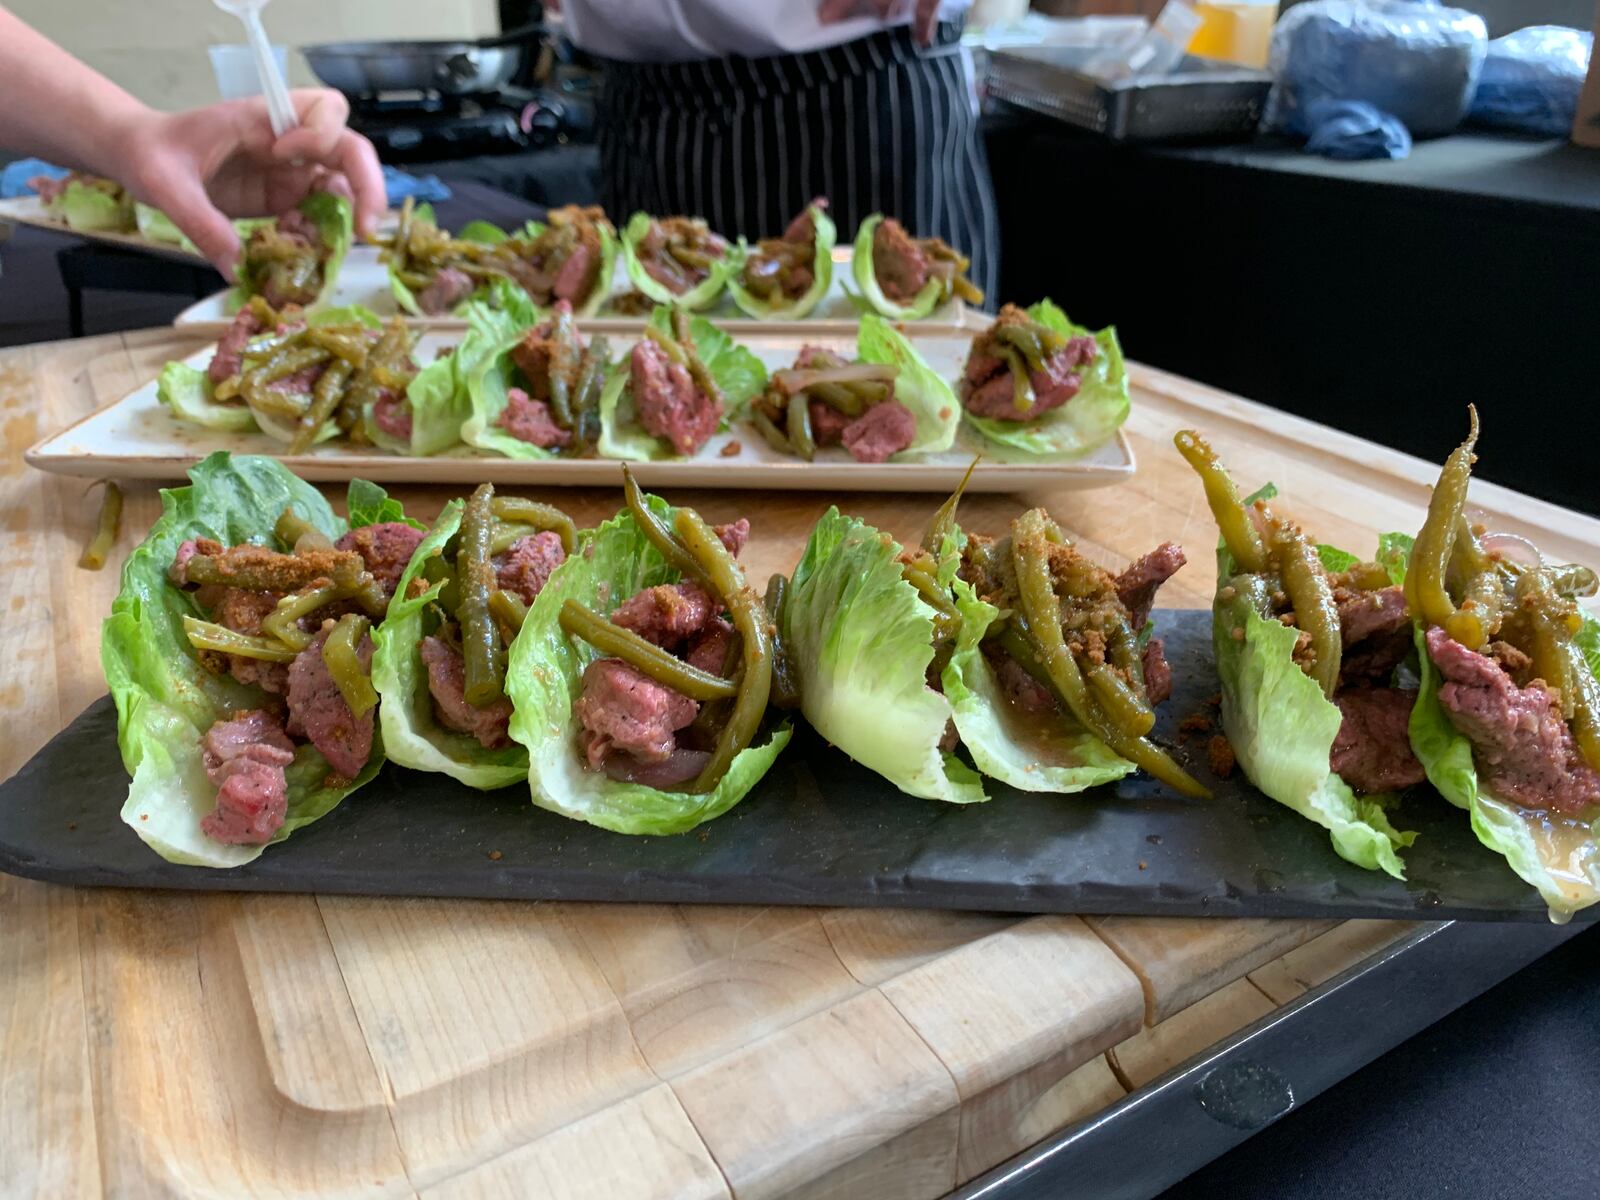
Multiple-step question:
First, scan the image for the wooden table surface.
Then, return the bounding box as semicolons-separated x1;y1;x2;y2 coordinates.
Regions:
5;330;1598;1199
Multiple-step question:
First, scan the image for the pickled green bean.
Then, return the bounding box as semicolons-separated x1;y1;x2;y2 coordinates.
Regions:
458;483;505;707
1515;568;1577;719
622;466;708;587
77;481;122;571
921;457;978;555
674;508;772;794
902;562;960;642
263;582;344;652
559;600;738;701
999;346;1035;415
1564;641;1600;773
1406;406;1479;633
1087;664;1155;738
489;589;529;639
322;613;377;717
764;573;801;711
289;359;351;454
305;327;370;368
274;507;332;552
751;409;791;455
182;548;362;593
1174;430;1267;574
674;308;724;408
808;381;866;416
490;497;576;555
1273;521;1340;698
182;616;298;662
786;391;816;462
547;306;578;429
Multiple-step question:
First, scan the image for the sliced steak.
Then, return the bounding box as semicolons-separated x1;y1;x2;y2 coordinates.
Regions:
995;655;1056;714
610;583;716;649
871;218;930;303
713;519;750;558
841;400;917;463
685;618;737;675
1330;687;1425;793
209;307;263;384
494;532;566;605
808;399;854;447
498;387;572;449
1114;542;1187;631
782;197;826;243
286;626;375;779
371;392;413;442
1338;585;1409;646
200;710;294;845
963;354;1083;421
575;658;699;767
415;267;475;315
1142;637;1174;706
214;587;290;695
632;339;720;456
337;521;426;597
551;242;598;303
1428;627;1600;815
420;635;512;749
601;747;710;789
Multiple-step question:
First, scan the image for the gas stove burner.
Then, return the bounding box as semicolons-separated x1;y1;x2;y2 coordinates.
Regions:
349;86;585;162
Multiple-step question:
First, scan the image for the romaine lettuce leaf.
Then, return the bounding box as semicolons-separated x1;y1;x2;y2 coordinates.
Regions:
346;478;423;530
784;507;985;803
726;203;837;320
371;500;529;789
598;306;766;461
621;211;733;311
941;578;1134;793
100;452;382;867
504;495;790;833
856;313;960;456
362;331;471;458
849;214;944;320
55;180;133;232
157;362;258;432
1409;622;1600;919
962;300;1130;462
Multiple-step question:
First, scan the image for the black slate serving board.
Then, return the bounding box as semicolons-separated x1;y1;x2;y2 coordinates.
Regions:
0;612;1586;921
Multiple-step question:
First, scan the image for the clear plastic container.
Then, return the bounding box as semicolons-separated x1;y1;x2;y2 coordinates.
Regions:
1188;1;1279;69
1086;1;1203;81
208;43;289;102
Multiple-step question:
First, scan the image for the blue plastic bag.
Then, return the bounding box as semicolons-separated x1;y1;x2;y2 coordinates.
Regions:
1265;1;1488;140
1469;26;1592;137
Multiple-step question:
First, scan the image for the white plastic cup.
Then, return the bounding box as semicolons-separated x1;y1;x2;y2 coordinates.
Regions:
208;43;290;101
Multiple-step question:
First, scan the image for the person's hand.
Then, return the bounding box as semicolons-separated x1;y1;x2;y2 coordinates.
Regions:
817;0;941;47
110;89;384;279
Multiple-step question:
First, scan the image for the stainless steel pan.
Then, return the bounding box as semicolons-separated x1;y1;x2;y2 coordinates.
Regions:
303;28;539;96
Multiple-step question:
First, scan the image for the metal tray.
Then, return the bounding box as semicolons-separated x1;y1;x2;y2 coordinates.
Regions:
955;918;1582;1200
0;612;1587;921
986;48;1271;143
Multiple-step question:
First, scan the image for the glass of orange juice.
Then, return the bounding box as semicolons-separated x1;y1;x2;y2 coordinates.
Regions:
1187;1;1279;69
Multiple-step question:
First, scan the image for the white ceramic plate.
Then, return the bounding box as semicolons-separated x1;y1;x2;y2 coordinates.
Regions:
0;194;208;262
172;246;973;334
27;327;1133;492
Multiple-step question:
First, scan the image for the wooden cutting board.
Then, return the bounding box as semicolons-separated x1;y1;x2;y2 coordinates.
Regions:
4;329;1597;1199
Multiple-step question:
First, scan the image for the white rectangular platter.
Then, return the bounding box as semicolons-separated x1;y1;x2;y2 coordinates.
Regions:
0;194;207;263
27;328;1133;493
173;246;972;334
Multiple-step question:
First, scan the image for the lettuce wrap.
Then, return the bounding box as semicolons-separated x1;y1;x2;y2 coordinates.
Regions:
370;500;530;789
48;176;134;232
727;202;836;320
101;454;391;867
849;214;944;320
856;313;961;457
234;191;354;312
962;300;1130;462
598;306;766;461
505;494;791;833
620;212;733;311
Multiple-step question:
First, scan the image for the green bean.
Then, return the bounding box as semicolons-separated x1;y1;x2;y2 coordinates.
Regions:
675;508;772;794
489;589;529;641
1011;508;1209;799
547;306;578;429
922;457;979;555
1515;567;1578;717
257;342;330;384
845;380;891;407
183;616;299;662
751;408;792;455
998;346;1036;415
288;359;352;454
1446;515;1491;594
808;381;866;416
902;563;961;642
1337;560;1395;593
559;600;738;701
994;321;1051;371
1087;664;1156;737
77;481;122;571
458;483;505;708
1563;641;1600;773
263;582;345;651
315;613;373;717
1271;521;1341;698
238;330;298;363
622;466;708;587
1174;430;1268;574
1105;616;1146;699
566;343;601;437
675;309;724;408
995;622;1058;700
274;507;331;552
490;496;576;555
182;548;361;593
1448;567;1507;650
304;327;370;368
667;244;718;271
644;324;689;367
423;554;461;615
764;573;801;710
1406;406;1479;633
786;391;816;462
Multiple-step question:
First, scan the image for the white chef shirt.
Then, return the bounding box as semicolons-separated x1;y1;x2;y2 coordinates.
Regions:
560;0;973;64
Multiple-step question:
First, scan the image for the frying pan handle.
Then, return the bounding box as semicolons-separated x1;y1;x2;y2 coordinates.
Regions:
472;21;548;50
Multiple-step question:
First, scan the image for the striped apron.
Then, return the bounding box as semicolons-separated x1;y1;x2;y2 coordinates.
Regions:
594;21;1000;303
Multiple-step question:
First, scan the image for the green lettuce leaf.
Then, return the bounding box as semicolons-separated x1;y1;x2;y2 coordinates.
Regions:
1409;622;1600;918
135;203;195;250
598;306;766;461
100;452;382;868
941;577;1134;793
726;203;837;320
455;298;576;461
504;495;790;833
1377;532;1415;586
308;305;382;330
856;313;960;456
235;191;354;310
458;220;507;244
346;478;424;530
56;180;133;232
849;214;944;320
962;300;1131;462
620;211;734;311
1317;545;1359;573
784;507;985;803
362;332;470;458
157;362;258;432
371;501;529;789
